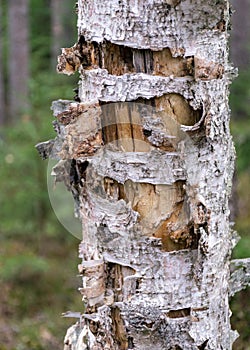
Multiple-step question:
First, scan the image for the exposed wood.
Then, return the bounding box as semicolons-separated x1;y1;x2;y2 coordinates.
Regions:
58;41;194;78
101;102;149;152
194;58;224;81
57;44;82;75
153;48;193;77
155;94;201;126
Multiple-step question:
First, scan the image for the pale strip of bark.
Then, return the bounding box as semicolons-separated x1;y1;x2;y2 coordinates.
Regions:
78;0;228;61
92;150;186;185
229;258;250;297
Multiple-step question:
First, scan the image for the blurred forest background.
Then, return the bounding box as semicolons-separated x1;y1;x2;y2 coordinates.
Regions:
0;0;249;349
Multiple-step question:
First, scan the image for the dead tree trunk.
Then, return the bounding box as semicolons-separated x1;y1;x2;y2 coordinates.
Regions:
37;1;250;349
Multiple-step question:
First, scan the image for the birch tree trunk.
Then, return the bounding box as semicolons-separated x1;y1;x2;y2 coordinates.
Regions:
37;0;250;349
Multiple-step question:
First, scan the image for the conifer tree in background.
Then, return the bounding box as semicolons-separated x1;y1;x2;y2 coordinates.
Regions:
51;0;76;67
38;0;250;349
8;0;29;122
230;0;250;121
0;1;5;125
231;0;250;70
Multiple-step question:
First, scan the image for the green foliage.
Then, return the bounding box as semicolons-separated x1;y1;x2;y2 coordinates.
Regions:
29;0;52;72
0;121;50;236
0;2;82;349
231;121;250;173
230;69;250;121
0;0;77;238
0;71;77;238
0;237;83;350
230;71;250;350
231;289;250;350
233;236;250;259
0;253;49;282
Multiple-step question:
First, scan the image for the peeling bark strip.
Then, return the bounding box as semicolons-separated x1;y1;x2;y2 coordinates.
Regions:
36;0;250;349
229;258;250;297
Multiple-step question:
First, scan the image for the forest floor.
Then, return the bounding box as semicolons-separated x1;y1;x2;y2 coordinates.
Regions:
0;116;249;350
0;235;83;350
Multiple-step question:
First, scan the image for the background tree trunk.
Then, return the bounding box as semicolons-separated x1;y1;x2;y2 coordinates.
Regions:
51;0;64;67
38;0;250;349
51;0;76;67
231;0;250;69
8;0;29;122
230;0;250;121
0;1;5;125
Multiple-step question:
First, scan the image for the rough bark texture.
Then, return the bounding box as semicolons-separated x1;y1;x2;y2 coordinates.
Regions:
8;0;29;121
37;1;250;349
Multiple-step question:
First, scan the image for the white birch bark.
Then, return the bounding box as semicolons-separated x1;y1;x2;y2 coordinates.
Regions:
37;1;250;349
